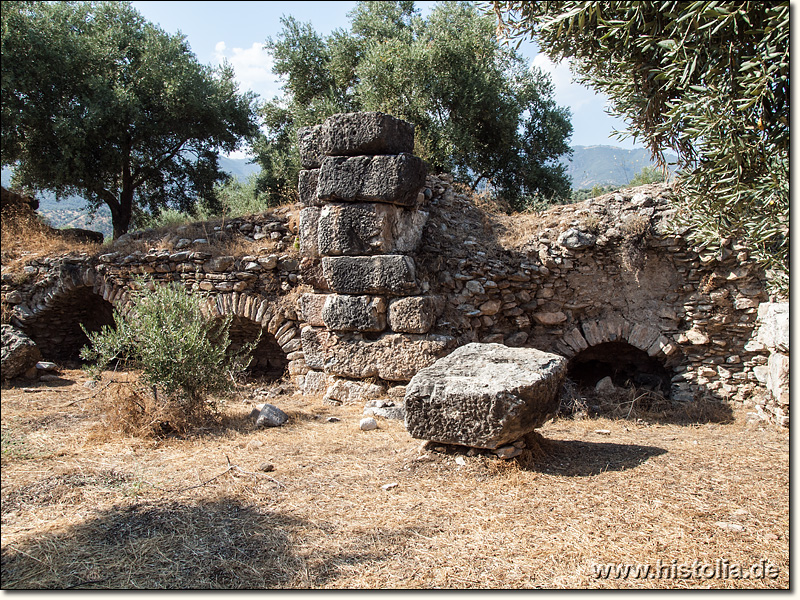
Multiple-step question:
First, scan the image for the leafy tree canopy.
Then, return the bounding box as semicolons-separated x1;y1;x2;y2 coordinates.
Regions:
491;1;789;292
255;1;574;211
1;1;259;238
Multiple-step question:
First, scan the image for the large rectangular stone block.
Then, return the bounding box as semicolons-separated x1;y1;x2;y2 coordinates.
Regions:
298;125;323;169
322;255;418;295
322;294;387;332
316;154;426;207
301;327;456;381
298;207;320;258
321;112;414;156
388;296;443;334
298;169;321;206
317;202;428;256
405;343;567;449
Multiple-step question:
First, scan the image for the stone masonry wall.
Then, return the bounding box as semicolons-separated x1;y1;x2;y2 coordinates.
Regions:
0;112;783;425
2;211;307;378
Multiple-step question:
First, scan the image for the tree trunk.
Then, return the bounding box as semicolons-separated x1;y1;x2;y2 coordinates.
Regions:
112;185;134;239
111;149;135;239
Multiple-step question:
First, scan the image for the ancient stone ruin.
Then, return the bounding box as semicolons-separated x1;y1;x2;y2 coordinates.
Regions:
405;343;567;448
0;112;789;429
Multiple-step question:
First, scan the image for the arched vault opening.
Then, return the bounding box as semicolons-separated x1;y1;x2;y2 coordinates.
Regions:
22;287;116;363
567;341;672;396
226;316;288;380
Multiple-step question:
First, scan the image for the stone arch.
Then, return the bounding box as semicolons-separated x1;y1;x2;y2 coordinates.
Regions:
552;316;682;397
211;292;302;380
553;317;681;365
16;268;123;363
567;341;673;395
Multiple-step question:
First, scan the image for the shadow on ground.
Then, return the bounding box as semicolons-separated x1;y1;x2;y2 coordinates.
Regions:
521;434;668;477
0;497;407;589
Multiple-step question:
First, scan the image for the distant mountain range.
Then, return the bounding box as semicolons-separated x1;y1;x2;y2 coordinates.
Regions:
1;158;260;238
3;146;675;237
561;145;678;189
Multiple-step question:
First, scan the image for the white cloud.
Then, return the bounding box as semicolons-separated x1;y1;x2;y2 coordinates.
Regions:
214;41;281;101
531;53;601;112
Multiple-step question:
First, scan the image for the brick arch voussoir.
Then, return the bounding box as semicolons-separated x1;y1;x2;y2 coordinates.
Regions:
211;292;301;355
554;317;680;362
17;265;114;322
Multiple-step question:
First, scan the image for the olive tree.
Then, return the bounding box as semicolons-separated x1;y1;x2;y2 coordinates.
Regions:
1;1;259;238
491;1;789;292
256;1;574;210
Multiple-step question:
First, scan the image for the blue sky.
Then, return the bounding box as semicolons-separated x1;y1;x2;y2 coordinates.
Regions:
130;1;644;152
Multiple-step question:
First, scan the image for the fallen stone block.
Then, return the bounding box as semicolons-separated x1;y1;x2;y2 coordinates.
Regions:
252;403;289;428
323;377;386;404
364;400;405;420
54;227;105;244
320;112;414;156
404;343;567;449
317;202;427;256
1;325;42;381
322;255;418;296
316;154;426;207
302;369;331;396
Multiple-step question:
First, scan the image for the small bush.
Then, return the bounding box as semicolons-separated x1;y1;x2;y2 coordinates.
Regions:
199;175;275;221
628;165;666;186
80;280;257;435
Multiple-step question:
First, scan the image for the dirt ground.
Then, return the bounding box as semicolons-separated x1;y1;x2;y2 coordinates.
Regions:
0;369;789;589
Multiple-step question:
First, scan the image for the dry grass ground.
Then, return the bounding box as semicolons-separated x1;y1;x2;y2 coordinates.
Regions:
1;370;789;589
0;207;102;276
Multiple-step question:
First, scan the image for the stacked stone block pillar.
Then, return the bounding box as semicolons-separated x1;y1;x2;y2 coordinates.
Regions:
297;112;455;401
750;302;789;426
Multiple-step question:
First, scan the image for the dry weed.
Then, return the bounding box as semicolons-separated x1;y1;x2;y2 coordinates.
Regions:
90;376;227;439
618;214;653;276
1;206;102;273
561;382;734;425
1;369;789;589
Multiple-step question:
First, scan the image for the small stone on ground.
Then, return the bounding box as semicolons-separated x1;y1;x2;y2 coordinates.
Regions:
360;417;378;431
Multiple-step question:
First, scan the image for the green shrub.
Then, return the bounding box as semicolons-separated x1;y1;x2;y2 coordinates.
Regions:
132;207;193;230
80;280;257;433
198;175;275;220
628;166;666;187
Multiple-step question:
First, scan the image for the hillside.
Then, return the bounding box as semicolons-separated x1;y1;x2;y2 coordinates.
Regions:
3;147;676;235
1;159;260;239
561;145;678;189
